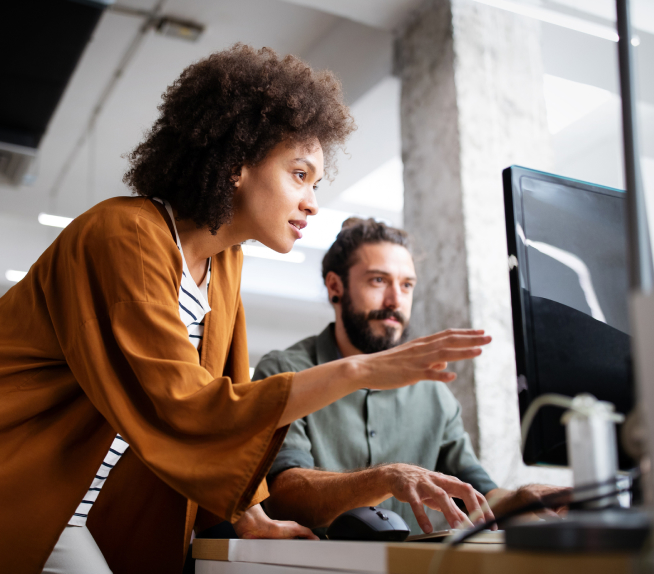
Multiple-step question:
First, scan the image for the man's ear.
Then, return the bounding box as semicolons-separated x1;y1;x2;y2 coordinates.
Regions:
325;271;344;301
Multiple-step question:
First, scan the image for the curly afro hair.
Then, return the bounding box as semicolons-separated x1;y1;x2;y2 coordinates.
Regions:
123;44;355;234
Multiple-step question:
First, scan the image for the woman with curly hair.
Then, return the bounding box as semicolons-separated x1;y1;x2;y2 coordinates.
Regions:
0;45;490;574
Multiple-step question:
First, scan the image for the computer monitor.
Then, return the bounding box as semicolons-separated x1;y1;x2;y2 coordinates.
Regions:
503;166;634;469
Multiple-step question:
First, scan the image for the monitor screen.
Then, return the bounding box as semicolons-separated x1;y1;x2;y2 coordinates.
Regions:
503;166;634;468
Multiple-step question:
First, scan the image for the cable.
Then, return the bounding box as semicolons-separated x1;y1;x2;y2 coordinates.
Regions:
520;393;624;454
519;394;573;454
427;394;633;573
450;472;638;547
426;476;637;574
47;0;168;210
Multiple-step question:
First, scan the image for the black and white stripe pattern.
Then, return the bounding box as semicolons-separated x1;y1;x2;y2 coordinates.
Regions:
68;198;211;526
157;197;212;350
178;266;211;350
68;435;129;526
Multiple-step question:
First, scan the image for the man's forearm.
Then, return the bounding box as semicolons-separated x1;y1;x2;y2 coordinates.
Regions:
266;467;392;529
267;463;493;533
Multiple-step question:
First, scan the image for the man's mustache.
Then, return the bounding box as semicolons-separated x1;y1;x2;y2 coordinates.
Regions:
367;308;407;326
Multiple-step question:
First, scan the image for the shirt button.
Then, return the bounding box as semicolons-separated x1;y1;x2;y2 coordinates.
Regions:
369;430;376;438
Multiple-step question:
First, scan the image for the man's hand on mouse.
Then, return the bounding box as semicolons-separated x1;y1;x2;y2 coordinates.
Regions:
233;503;319;539
378;463;495;533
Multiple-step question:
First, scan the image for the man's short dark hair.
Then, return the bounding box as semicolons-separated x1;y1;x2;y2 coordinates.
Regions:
321;217;412;287
124;44;355;234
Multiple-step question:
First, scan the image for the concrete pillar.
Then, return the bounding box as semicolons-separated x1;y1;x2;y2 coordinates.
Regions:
396;0;570;487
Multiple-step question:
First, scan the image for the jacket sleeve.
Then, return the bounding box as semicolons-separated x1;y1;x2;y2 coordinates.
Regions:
60;208;292;522
254;353;316;479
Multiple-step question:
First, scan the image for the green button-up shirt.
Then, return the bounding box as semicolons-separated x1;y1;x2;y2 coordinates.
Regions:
253;324;497;534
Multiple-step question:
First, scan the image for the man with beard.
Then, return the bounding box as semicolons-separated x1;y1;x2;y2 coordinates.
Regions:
254;218;560;535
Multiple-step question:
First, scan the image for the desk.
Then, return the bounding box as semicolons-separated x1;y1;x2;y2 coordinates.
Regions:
193;538;636;574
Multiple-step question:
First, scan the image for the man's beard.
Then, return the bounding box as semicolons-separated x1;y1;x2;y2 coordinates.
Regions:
340;289;410;354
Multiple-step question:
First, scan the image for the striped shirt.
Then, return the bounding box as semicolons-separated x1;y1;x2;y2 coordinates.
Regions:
68;198;211;526
156;197;212;351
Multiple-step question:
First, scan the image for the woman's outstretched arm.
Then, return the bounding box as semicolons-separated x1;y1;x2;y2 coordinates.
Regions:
278;329;491;427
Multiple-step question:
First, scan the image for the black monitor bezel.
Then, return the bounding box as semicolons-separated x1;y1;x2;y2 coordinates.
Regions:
502;165;629;467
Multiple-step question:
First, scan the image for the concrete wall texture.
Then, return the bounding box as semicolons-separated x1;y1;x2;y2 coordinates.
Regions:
396;0;571;488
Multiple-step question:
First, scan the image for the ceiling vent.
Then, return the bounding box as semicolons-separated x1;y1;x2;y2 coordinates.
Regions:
0;0;108;187
0;142;37;187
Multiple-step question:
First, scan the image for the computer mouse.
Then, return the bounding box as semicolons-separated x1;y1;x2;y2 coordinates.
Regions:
326;506;411;542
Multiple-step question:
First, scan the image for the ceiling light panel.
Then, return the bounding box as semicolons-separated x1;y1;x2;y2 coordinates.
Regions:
543;74;614;134
473;0;620;41
295;207;353;250
242;244;306;264
5;270;27;283
38;213;73;228
339;157;404;213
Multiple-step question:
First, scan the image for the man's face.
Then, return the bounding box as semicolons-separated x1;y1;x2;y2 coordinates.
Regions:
340;242;416;354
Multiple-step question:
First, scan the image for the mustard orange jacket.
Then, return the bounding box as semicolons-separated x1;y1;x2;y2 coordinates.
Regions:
0;197;292;573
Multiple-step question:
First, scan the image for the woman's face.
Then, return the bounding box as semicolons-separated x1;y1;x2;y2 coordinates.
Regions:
233;139;323;253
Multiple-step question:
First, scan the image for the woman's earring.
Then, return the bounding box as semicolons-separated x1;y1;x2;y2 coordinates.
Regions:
331;295;340;304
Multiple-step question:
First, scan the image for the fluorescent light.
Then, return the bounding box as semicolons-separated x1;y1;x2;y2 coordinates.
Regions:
543;74;613;134
472;0;620;41
5;270;27;283
38;213;73;228
242;244;306;263
339;157;404;213
296;207;353;251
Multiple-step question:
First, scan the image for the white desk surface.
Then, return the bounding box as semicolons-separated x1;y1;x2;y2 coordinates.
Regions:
193;537;636;574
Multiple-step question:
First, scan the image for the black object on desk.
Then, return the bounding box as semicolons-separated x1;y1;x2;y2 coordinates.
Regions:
326;506;411;542
505;509;650;552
